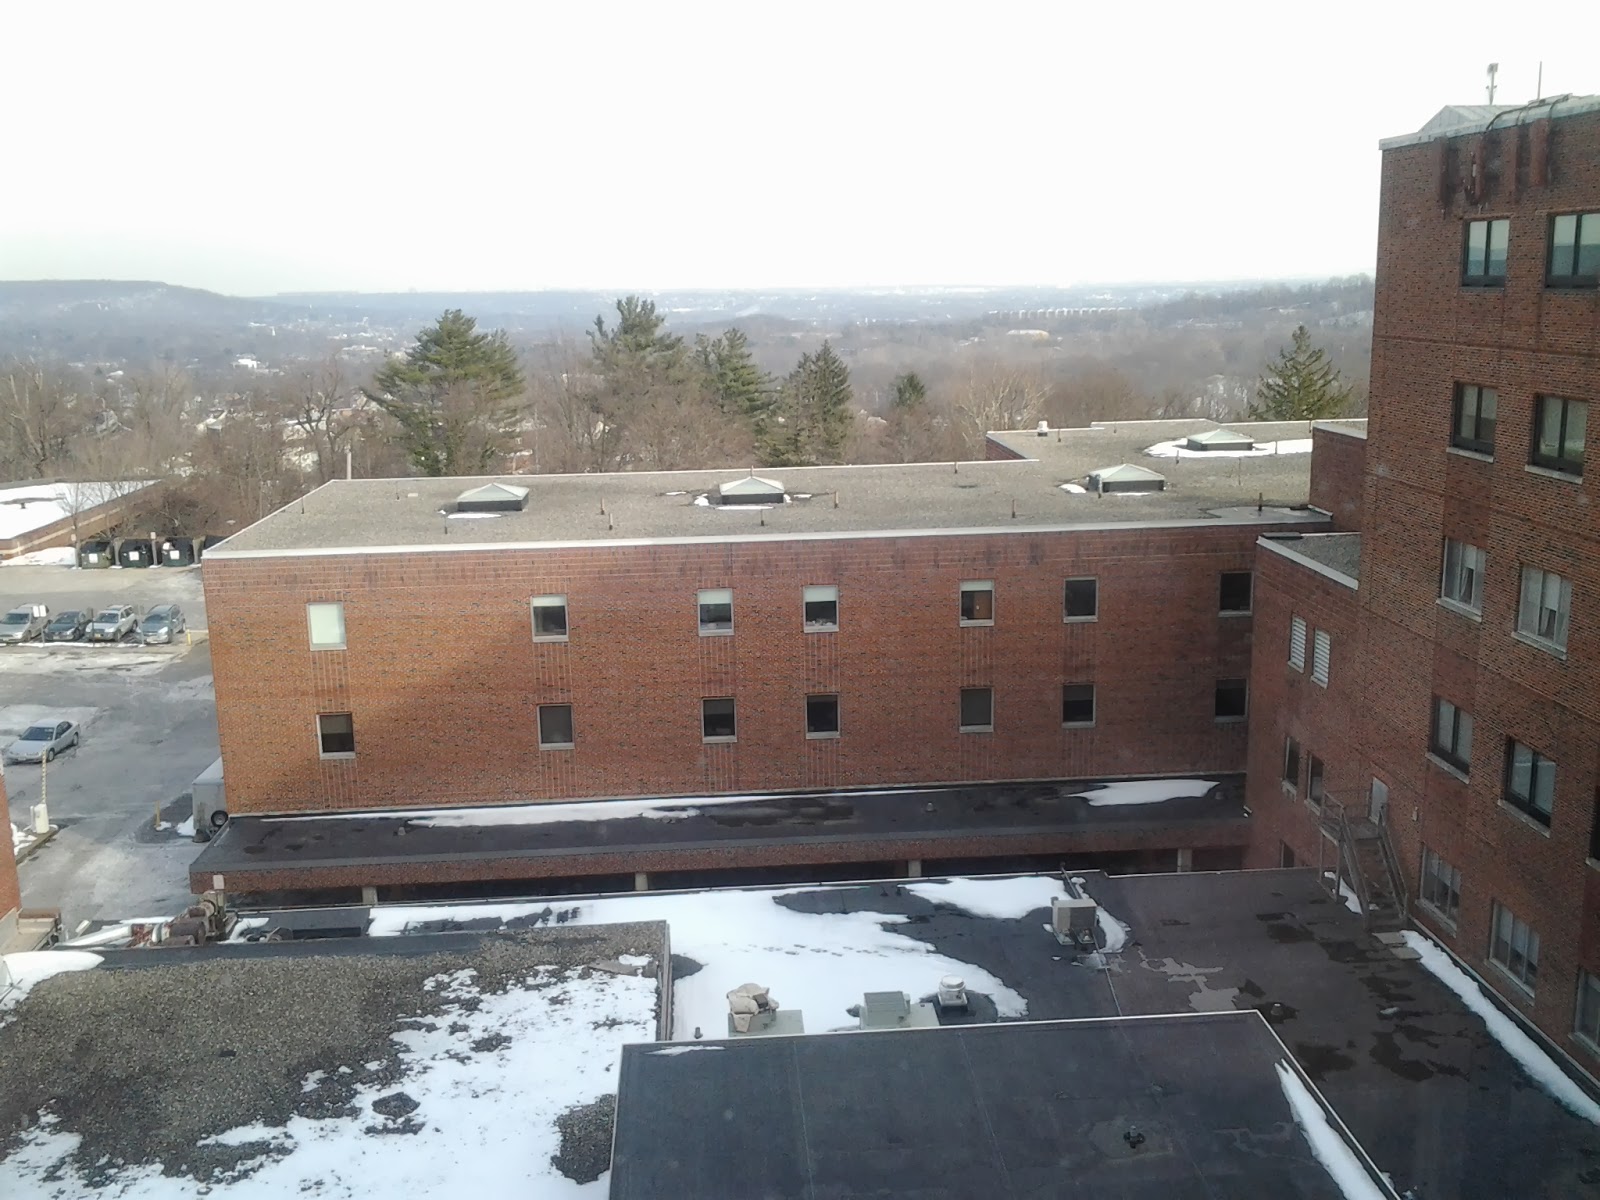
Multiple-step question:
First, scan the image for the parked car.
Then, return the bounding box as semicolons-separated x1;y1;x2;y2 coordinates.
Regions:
3;719;81;764
0;605;49;644
87;605;138;642
44;609;92;642
140;604;187;645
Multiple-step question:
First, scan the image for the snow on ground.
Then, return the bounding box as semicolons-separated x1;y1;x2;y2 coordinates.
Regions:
0;480;154;541
1;950;101;1010
1143;438;1314;459
5;964;656;1199
11;822;37;856
175;815;195;838
1071;778;1218;807
1;547;79;567
1323;871;1363;916
0;649;177;678
369;883;1033;1036
1275;1061;1388;1200
1402;930;1600;1124
905;875;1063;920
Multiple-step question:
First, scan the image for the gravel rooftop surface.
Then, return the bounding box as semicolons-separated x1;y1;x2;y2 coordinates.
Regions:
0;922;665;1187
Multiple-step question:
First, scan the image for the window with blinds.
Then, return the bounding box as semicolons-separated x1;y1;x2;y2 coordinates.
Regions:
1289;616;1307;671
1312;630;1331;686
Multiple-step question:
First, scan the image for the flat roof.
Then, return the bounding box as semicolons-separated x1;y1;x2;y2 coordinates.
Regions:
610;1012;1389;1199
1261;532;1361;586
207;420;1325;557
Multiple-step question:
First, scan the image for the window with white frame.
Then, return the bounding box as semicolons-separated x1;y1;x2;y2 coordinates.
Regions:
1532;395;1586;476
1505;740;1556;825
802;585;838;631
1311;629;1331;687
1419;847;1461;924
959;687;993;732
805;693;839;738
960;581;994;625
1429;696;1473;774
1061;683;1095;727
1289;615;1307;671
698;588;733;635
530;594;568;641
1489;902;1539;991
317;712;355;757
1282;736;1301;791
1517;566;1571;651
702;697;736;741
538;704;574;748
1577;971;1600;1050
307;602;346;650
1064;577;1098;621
1440;539;1486;613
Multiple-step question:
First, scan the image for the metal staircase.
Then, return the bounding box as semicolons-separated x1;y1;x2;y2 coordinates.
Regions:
1318;795;1409;932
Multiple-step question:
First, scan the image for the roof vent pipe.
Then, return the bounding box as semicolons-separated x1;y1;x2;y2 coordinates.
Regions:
1036;419;1049;437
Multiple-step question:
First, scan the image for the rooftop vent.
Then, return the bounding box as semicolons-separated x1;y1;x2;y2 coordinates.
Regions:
455;482;529;513
1183;428;1256;452
1036;419;1050;437
716;472;785;506
1087;463;1166;494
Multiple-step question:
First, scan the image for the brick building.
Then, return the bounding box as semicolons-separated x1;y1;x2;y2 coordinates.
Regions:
194;418;1338;897
1247;97;1600;1073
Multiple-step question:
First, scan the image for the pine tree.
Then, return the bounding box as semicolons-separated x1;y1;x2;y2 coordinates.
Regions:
891;371;927;410
1247;325;1352;421
367;309;525;475
589;296;685;380
695;328;773;421
762;340;854;466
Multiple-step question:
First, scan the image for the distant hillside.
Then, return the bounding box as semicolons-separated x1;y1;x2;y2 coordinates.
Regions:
0;280;284;326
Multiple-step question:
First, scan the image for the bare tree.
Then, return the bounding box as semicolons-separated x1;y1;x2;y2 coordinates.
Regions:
1;358;83;477
279;358;364;483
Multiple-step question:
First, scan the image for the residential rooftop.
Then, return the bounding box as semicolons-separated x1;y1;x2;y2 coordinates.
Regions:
207;419;1332;557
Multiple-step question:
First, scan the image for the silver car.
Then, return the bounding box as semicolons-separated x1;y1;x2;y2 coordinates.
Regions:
0;605;49;644
87;605;137;642
4;719;81;764
140;604;186;645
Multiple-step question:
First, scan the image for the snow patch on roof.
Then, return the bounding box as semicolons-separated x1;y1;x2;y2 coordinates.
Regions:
1;951;102;1010
1275;1061;1389;1199
1070;778;1219;807
904;875;1064;920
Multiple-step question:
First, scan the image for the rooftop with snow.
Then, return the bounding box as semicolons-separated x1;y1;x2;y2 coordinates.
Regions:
206;420;1344;557
0;479;157;546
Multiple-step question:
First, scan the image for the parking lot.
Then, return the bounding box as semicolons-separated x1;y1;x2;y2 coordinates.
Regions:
1;562;217;928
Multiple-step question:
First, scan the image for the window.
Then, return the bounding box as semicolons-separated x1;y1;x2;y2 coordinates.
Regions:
1311;630;1331;687
1517;566;1572;651
1282;736;1301;791
538;704;574;748
1061;683;1095;726
803;585;838;631
530;594;568;641
1452;385;1497;455
1289;615;1307;671
702;697;736;741
960;581;994;625
317;712;355;757
1214;678;1247;721
1505;740;1556;825
1532;396;1586;476
1429;697;1473;773
1219;571;1252;614
1419;847;1462;925
959;687;993;733
1577;972;1600;1050
1462;217;1508;287
698;588;733;635
307;602;346;650
1308;755;1325;808
1489;902;1539;991
1547;212;1600;288
1440;539;1486;613
806;694;839;738
1064;577;1098;621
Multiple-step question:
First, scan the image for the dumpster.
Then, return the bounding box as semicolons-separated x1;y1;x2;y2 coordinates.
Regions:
78;539;114;568
116;537;156;568
160;536;197;566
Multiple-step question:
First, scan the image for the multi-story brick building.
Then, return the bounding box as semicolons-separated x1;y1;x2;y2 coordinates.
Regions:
193;418;1341;898
1247;96;1600;1073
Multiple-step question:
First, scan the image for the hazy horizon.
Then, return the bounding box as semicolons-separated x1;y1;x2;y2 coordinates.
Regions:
4;2;1592;294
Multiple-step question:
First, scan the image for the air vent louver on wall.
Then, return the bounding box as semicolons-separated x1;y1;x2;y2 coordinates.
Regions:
455;482;530;513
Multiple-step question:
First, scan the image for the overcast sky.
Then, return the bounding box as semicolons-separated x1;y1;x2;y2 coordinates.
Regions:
2;2;1592;295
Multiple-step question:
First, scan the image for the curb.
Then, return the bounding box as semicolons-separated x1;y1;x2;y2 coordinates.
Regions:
13;826;58;865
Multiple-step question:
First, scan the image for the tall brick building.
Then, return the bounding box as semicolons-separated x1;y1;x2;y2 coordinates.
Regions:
1249;97;1600;1073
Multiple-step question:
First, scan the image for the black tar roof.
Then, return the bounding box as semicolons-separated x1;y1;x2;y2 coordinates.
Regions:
611;1012;1380;1200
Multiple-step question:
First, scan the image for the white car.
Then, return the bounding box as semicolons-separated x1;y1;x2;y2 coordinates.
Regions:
87;605;137;642
4;719;81;764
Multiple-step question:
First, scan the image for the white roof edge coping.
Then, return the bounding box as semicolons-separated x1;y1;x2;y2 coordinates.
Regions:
201;510;1329;561
1256;535;1358;591
1311;420;1368;441
1379;94;1600;151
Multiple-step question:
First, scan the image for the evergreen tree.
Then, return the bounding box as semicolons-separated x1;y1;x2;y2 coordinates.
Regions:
695;328;773;421
589;296;685;381
762;340;854;466
1247;325;1352;420
891;371;927;410
367;309;525;475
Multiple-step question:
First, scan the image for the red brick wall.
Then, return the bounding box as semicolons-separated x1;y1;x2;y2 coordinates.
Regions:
204;521;1315;815
0;772;19;920
1245;544;1365;871
1308;426;1366;532
1358;108;1600;1069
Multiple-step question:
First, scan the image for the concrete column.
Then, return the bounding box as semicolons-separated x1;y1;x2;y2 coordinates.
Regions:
361;885;378;906
905;859;923;878
634;872;650;892
1176;848;1193;873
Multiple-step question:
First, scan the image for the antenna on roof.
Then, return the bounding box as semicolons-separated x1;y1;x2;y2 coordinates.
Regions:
1486;62;1499;104
607;512;614;532
599;497;606;515
1536;61;1543;100
952;461;959;474
1011;498;1017;518
832;491;839;509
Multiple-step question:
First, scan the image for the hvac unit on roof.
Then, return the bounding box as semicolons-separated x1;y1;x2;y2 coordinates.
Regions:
1051;894;1100;949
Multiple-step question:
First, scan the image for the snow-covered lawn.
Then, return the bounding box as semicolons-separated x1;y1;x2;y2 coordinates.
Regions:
0;547;79;568
4;964;655;1198
369;879;1043;1037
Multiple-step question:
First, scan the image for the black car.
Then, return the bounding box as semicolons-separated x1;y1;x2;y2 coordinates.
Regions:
44;609;91;642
